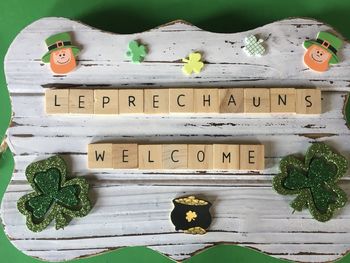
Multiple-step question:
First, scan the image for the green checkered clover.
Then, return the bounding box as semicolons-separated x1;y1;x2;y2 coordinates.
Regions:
243;35;265;57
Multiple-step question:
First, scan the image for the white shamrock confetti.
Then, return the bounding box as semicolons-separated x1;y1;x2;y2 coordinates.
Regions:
243;35;266;57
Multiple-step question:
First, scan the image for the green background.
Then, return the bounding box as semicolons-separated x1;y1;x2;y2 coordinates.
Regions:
1;0;350;262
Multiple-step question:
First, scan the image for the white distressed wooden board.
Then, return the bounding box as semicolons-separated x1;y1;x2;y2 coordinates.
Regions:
1;17;350;262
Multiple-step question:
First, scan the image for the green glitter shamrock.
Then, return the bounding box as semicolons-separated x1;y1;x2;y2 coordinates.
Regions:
273;143;348;222
17;156;91;232
126;40;147;63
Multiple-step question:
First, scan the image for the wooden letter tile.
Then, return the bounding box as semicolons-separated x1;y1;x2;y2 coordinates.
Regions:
169;88;194;113
88;143;113;169
45;89;69;114
94;89;119;114
163;144;188;169
69;89;94;114
244;88;270;113
219;88;244;113
213;144;240;170
138;144;163;169
188;144;213;169
240;144;264;170
113;143;138;169
296;89;321;114
270;88;296;113
144;89;169;114
119;89;144;114
194;89;219;113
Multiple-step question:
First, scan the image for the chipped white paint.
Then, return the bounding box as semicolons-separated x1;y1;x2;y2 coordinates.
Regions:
1;17;350;262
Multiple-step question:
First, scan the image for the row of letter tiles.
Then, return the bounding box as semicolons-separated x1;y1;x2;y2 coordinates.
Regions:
88;143;265;171
46;88;321;115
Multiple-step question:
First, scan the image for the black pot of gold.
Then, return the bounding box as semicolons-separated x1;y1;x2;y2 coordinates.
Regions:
171;195;212;235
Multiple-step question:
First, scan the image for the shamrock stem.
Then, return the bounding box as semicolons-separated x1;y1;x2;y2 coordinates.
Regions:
290;194;308;212
55;211;71;230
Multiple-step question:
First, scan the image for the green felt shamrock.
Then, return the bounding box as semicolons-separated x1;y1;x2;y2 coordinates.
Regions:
182;52;204;75
126;40;147;63
243;35;265;57
17;156;91;232
273;143;348;222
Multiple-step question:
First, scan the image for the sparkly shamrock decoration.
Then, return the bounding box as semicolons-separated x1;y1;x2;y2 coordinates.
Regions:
273;143;348;222
182;52;204;75
126;40;147;63
17;156;91;232
243;35;265;57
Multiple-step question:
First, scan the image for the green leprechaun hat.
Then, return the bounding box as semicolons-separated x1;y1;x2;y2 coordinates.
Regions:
41;32;80;63
304;31;342;64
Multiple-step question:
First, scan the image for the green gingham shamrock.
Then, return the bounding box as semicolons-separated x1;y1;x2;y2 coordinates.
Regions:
17;156;91;232
243;35;265;57
126;40;148;63
273;143;348;222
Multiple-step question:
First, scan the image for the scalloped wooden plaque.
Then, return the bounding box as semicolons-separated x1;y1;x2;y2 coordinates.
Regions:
1;17;350;262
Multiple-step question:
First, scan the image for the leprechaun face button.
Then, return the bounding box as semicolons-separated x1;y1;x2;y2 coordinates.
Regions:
303;31;343;72
309;46;330;63
50;48;75;73
41;32;81;74
171;196;212;235
304;45;332;72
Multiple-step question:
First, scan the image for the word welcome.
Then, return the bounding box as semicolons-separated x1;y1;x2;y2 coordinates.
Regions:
88;143;264;171
46;88;321;115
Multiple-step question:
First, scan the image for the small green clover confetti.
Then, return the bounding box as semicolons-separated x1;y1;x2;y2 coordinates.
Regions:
182;52;204;75
273;143;348;222
126;40;147;63
243;35;265;57
17;156;91;232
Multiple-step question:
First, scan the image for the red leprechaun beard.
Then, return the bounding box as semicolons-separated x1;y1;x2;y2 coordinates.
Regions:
303;44;331;72
49;48;77;74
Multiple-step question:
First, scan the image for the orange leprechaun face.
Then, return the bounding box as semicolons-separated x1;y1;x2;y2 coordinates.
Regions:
304;44;332;72
49;48;76;74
